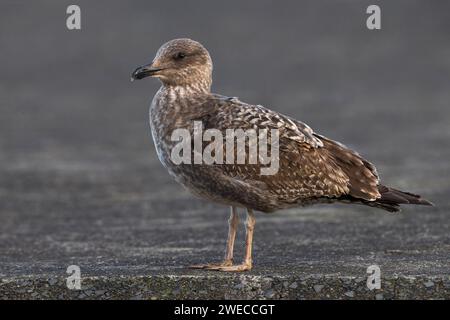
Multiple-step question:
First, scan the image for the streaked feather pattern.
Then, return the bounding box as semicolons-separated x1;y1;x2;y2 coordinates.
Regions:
145;39;432;213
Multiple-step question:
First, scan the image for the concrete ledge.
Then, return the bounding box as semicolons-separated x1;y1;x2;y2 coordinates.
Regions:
1;274;449;300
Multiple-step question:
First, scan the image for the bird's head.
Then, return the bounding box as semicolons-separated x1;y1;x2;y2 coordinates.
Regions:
131;38;213;90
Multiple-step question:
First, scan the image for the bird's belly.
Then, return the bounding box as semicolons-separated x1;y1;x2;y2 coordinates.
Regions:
149;125;207;196
169;165;247;207
148;119;319;211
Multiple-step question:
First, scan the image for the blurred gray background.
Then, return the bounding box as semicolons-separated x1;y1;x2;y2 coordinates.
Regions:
0;0;449;297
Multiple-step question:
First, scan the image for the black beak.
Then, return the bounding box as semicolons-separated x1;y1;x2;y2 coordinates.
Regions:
131;63;163;81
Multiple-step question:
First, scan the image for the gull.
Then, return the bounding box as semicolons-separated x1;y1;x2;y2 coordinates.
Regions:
132;38;433;272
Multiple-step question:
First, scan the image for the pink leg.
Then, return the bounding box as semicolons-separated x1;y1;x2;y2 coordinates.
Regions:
189;206;239;269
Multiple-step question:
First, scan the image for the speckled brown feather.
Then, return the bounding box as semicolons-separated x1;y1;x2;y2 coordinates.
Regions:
194;96;381;209
142;38;432;213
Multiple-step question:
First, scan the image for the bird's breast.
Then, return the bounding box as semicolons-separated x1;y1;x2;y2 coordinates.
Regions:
148;88;201;173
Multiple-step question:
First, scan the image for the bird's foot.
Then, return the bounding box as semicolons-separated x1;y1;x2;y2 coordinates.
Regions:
189;259;233;269
189;261;252;272
211;263;252;272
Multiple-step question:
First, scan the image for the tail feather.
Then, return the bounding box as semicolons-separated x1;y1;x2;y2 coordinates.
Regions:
371;185;434;212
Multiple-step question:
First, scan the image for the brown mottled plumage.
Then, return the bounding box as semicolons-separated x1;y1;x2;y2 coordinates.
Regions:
132;38;433;271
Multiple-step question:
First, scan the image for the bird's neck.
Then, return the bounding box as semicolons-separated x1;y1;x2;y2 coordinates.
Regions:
153;83;211;116
162;77;211;95
150;84;210;129
149;83;210;155
162;83;210;98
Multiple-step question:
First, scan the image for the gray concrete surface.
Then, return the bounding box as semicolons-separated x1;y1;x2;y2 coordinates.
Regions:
0;1;449;299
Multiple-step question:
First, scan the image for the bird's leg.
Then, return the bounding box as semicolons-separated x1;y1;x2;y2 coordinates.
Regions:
223;206;239;264
207;208;255;272
242;208;256;269
189;206;239;269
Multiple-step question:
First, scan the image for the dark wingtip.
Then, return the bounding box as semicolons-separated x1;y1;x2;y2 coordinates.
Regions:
378;185;435;208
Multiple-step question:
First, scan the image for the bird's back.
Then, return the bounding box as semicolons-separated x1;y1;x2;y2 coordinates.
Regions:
149;91;388;212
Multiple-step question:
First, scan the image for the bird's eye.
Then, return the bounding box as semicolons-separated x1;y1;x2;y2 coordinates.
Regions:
174;52;186;60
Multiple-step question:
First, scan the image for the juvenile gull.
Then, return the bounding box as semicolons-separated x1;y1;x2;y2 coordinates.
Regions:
132;38;433;272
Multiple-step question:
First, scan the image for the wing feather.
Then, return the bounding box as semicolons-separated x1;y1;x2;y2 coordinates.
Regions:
191;95;380;208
